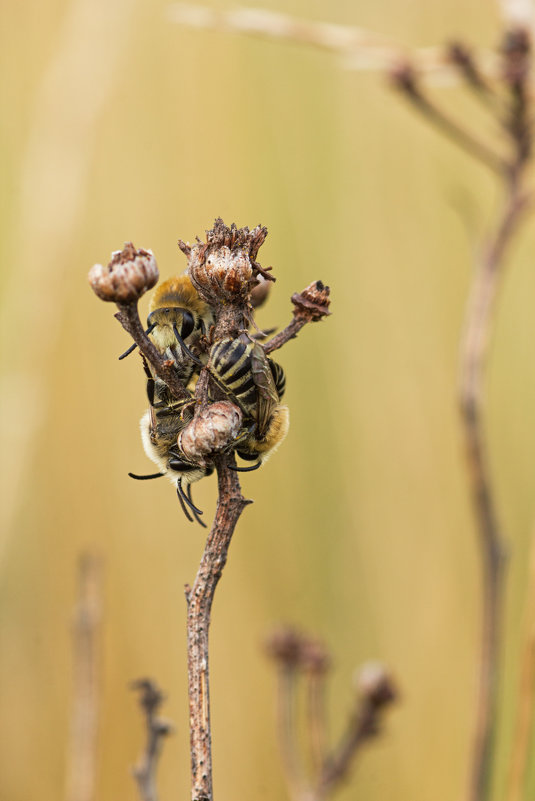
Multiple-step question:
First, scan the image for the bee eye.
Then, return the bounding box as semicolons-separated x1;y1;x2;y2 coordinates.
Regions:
181;311;195;339
168;456;197;472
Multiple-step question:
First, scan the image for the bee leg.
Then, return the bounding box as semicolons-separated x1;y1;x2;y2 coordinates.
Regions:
177;477;204;517
176;484;194;523
228;461;262;473
118;323;156;360
172;324;203;366
187;484;207;529
128;471;164;480
225;425;255;453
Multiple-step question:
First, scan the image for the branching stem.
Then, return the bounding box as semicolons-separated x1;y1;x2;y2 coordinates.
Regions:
460;176;531;801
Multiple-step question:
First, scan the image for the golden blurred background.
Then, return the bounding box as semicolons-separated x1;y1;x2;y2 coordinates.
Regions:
2;0;535;799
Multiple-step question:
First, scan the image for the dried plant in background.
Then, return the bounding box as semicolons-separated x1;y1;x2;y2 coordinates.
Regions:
65;554;103;801
265;627;397;801
90;219;331;801
131;679;173;801
168;9;535;801
393;28;533;801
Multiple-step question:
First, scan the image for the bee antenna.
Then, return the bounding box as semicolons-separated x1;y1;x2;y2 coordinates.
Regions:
118;342;138;360
177;478;204;517
118;323;156;360
228;461;262;473
187;483;207;528
173;324;203;366
128;471;164;480
176;482;194;523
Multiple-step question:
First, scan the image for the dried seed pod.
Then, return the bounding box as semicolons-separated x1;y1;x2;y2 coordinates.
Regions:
355;662;397;707
178;218;269;306
265;626;307;667
178;401;243;462
89;242;159;304
291;279;331;322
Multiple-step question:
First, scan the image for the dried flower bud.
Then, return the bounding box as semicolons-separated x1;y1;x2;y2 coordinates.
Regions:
390;62;419;96
291;280;331;322
179;218;269;306
130;678;165;714
89;242;158;304
265;626;306;666
355;662;397;707
178;401;243;462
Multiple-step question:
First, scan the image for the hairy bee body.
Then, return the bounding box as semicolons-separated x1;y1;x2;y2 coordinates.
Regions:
136;399;212;526
130;276;214;526
147;274;213;385
139;407;208;488
208;334;289;468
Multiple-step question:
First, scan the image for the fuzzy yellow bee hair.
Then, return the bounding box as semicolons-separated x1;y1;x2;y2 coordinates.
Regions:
147;274;213;360
149;274;209;318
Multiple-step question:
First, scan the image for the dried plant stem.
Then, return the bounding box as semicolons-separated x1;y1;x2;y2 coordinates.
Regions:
264;318;309;355
185;460;250;801
168;4;506;83
277;666;306;801
392;70;506;174
307;672;327;779
506;524;535;801
460;175;531;801
65;553;102;801
131;679;172;801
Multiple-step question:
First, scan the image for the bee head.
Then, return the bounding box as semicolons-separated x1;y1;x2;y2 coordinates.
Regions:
147;307;195;339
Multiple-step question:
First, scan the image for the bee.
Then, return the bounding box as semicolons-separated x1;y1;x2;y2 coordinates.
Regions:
123;274;215;526
207;333;289;471
128;383;212;527
119;273;214;390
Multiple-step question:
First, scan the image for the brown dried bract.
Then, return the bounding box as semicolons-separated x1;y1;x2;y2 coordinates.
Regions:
88;242;159;304
291;280;331;322
178;401;243;463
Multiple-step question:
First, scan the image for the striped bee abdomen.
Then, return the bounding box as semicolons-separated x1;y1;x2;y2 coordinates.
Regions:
209;337;263;415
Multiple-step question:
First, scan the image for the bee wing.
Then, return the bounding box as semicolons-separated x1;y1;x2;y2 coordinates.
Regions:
250;343;280;438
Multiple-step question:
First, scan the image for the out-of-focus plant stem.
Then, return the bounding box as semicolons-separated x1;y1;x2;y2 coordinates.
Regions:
459;170;530;801
65;554;102;801
506;525;535;801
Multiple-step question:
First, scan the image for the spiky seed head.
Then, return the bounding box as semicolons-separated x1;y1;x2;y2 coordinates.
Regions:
179;218;269;306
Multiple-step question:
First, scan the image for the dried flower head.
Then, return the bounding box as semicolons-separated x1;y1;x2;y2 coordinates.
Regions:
178;401;243;463
355;662;398;707
178;218;271;307
265;626;309;667
88;242;158;304
291;280;331;322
